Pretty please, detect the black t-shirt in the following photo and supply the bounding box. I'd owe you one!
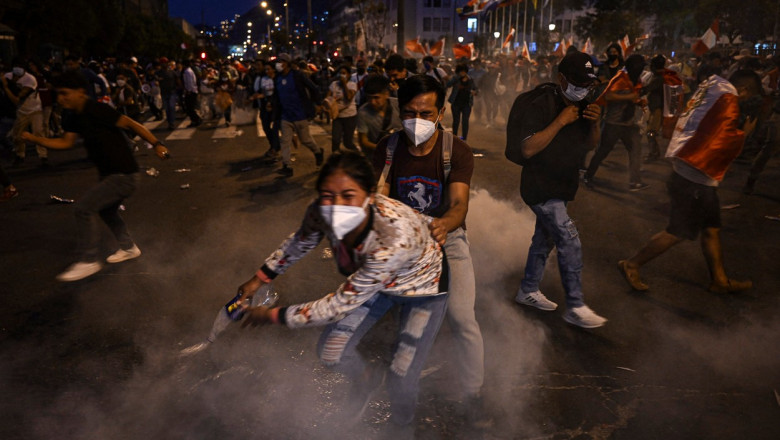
[515,87,591,206]
[62,100,139,177]
[373,131,474,219]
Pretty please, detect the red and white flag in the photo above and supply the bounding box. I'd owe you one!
[691,20,719,56]
[428,38,445,57]
[453,42,473,60]
[502,28,515,49]
[618,34,631,55]
[519,40,532,62]
[405,37,427,56]
[582,37,593,55]
[665,74,744,181]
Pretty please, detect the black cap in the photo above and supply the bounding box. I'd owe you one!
[558,51,598,86]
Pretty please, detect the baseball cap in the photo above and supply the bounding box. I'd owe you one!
[277,53,291,63]
[558,51,598,86]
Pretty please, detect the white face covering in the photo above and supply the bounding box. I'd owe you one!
[402,115,439,147]
[562,82,590,102]
[12,67,24,77]
[319,197,370,240]
[275,63,284,72]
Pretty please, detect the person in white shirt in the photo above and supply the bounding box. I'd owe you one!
[1,58,47,166]
[328,65,359,152]
[181,59,202,127]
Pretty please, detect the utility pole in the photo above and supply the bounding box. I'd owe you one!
[397,0,405,51]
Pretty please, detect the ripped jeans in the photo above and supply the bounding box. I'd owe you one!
[317,293,448,425]
[521,199,585,308]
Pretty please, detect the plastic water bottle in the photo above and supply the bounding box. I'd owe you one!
[207,284,279,343]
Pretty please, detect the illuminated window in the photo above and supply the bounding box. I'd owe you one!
[467,18,477,33]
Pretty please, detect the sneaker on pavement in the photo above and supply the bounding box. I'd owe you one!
[564,305,607,329]
[56,261,102,282]
[106,244,141,264]
[515,290,558,311]
[629,182,650,192]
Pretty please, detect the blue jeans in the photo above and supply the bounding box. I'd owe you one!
[74,174,138,262]
[521,199,584,308]
[443,227,484,395]
[317,293,448,425]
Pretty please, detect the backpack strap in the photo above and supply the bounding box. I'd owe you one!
[442,130,452,183]
[377,132,400,192]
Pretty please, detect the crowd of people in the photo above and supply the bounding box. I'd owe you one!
[1,42,776,432]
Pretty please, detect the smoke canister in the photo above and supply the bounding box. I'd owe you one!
[224,292,249,321]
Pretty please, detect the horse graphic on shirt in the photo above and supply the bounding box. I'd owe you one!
[408,182,434,211]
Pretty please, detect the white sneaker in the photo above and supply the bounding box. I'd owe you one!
[56,261,102,282]
[515,290,558,311]
[106,245,141,263]
[564,305,607,328]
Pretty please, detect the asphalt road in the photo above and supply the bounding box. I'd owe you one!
[1,109,779,440]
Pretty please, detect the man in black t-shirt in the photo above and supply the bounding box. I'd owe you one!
[510,51,608,329]
[23,71,170,282]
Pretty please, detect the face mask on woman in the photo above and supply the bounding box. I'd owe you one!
[319,197,370,240]
[402,113,440,146]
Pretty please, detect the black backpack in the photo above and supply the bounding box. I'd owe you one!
[505,83,558,165]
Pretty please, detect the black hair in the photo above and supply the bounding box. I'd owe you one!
[52,70,90,91]
[385,54,405,72]
[697,63,722,83]
[316,151,376,194]
[405,58,419,74]
[455,63,469,73]
[650,54,666,71]
[423,55,434,63]
[729,69,763,96]
[363,74,390,95]
[397,74,446,110]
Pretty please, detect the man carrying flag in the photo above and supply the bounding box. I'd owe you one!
[618,67,755,294]
[583,54,650,191]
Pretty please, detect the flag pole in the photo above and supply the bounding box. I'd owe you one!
[523,0,528,44]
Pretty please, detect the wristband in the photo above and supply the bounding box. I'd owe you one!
[153,140,164,148]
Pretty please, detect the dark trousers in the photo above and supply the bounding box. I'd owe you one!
[451,104,472,139]
[331,115,358,152]
[184,92,201,125]
[74,174,138,262]
[260,108,281,152]
[585,123,643,185]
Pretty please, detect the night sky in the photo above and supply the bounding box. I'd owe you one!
[168,0,324,27]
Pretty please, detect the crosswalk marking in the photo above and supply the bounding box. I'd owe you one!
[165,121,196,141]
[153,119,332,142]
[143,119,163,131]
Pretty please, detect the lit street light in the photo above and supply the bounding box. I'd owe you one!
[458,35,464,43]
[549,23,556,31]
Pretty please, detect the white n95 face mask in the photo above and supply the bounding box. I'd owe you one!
[319,197,370,240]
[275,63,284,72]
[562,82,590,102]
[402,116,438,146]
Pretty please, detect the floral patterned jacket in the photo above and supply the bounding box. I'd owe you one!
[258,194,445,329]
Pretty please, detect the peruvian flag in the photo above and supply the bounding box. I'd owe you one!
[518,40,532,62]
[405,37,428,56]
[502,28,515,49]
[553,38,568,57]
[453,42,474,60]
[582,37,593,55]
[428,38,446,57]
[691,20,719,56]
[618,34,631,56]
[666,74,744,181]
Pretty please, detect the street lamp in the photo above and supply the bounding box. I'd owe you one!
[458,36,464,43]
[494,31,500,39]
[549,23,556,31]
[261,1,267,7]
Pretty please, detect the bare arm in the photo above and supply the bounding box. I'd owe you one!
[115,115,169,159]
[22,131,79,149]
[358,132,377,150]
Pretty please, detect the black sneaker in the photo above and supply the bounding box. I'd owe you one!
[276,165,293,177]
[315,150,324,167]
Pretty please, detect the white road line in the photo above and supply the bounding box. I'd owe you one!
[165,121,196,140]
